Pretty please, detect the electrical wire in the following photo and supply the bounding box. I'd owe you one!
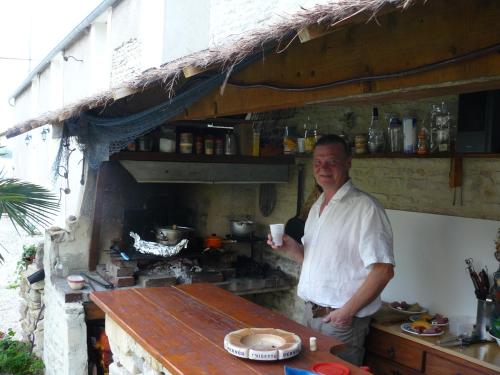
[226,41,500,92]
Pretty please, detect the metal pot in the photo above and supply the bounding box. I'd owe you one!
[155,225,194,245]
[229,220,255,237]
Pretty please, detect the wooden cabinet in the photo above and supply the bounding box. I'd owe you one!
[365,328,425,371]
[365,327,498,375]
[425,353,494,375]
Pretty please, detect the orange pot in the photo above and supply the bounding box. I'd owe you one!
[204,234,223,249]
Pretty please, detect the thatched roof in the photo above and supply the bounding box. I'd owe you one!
[2,0,420,139]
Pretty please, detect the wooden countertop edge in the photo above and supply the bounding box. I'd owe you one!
[371,323,500,373]
[90,290,184,375]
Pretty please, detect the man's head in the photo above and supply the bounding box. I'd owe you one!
[312,134,352,194]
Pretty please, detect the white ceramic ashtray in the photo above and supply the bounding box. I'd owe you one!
[224,328,301,361]
[66,275,85,290]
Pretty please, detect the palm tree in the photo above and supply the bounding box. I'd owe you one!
[0,178,59,263]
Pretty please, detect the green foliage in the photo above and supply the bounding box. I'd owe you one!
[0,177,59,264]
[9,244,38,289]
[0,329,44,375]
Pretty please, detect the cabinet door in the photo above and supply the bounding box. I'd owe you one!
[425,353,494,375]
[366,353,422,375]
[366,328,425,371]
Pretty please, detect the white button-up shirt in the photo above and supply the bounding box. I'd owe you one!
[297,179,394,317]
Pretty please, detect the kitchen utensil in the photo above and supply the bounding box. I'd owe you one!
[465,258,484,299]
[155,225,194,245]
[259,184,276,217]
[81,272,114,289]
[204,234,223,249]
[229,219,255,237]
[285,164,305,242]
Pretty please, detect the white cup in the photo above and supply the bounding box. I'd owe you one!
[270,224,285,246]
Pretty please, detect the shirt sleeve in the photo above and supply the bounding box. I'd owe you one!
[358,201,395,267]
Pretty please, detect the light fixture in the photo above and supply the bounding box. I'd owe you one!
[41,127,50,141]
[25,134,32,146]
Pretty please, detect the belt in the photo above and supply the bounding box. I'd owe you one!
[309,302,336,318]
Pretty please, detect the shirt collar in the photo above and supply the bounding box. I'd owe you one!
[330,179,353,202]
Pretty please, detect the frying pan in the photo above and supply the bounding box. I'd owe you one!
[285,165,305,243]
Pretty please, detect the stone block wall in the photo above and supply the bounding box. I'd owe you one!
[42,279,87,375]
[19,263,45,358]
[106,317,170,375]
[111,38,142,87]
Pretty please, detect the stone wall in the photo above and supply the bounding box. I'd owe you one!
[18,247,45,358]
[111,38,142,87]
[106,317,170,375]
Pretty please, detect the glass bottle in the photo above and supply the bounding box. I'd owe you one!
[416,128,429,155]
[252,124,260,157]
[304,118,315,153]
[283,126,297,155]
[54,256,66,278]
[403,117,416,154]
[367,107,385,153]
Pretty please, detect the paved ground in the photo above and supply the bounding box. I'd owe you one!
[0,216,42,339]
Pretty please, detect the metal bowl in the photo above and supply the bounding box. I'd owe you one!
[155,225,194,245]
[229,220,255,237]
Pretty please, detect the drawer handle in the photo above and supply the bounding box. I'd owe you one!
[386,346,395,359]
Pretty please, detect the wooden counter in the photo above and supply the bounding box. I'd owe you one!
[90,284,368,375]
[372,323,500,373]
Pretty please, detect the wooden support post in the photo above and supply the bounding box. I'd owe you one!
[88,164,106,271]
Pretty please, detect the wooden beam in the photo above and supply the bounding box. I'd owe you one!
[182,64,217,78]
[179,0,500,120]
[298,2,398,43]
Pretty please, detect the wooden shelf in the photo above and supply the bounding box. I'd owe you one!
[295,152,500,159]
[111,151,294,164]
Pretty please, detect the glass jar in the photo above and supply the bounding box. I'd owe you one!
[159,126,176,153]
[179,132,193,154]
[354,134,367,154]
[387,116,402,153]
[204,135,214,155]
[416,128,429,155]
[215,135,224,155]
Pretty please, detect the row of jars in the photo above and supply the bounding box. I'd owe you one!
[127,126,240,156]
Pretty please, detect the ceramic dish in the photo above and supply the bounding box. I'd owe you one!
[224,328,301,361]
[401,322,444,337]
[409,314,449,326]
[389,301,427,315]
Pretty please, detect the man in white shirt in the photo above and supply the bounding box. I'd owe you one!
[268,134,395,365]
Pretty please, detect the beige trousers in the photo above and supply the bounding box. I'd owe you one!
[302,301,372,366]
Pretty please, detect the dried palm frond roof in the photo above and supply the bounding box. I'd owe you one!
[2,0,421,139]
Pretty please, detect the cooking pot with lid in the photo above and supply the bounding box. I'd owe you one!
[229,219,255,237]
[204,233,223,249]
[155,225,194,245]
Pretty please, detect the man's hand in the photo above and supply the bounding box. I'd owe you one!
[322,308,354,327]
[267,233,304,263]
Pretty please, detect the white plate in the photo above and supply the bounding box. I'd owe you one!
[224,328,301,361]
[409,314,449,326]
[401,322,444,337]
[389,303,427,315]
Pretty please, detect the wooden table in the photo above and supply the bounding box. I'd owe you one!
[90,283,368,374]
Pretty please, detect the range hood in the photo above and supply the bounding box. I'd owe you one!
[119,160,290,183]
